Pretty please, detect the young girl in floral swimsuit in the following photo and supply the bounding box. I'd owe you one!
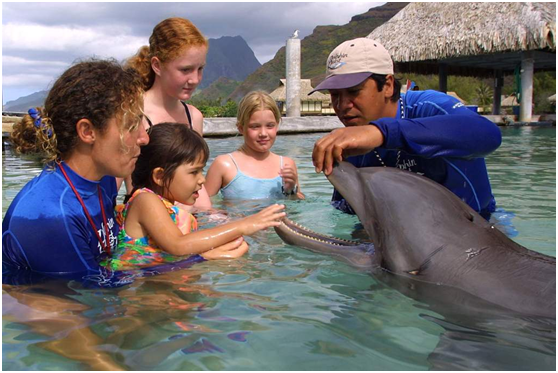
[103,123,285,270]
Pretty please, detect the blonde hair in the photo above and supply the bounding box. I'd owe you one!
[237,91,281,130]
[125,17,208,90]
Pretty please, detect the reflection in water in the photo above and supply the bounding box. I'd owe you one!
[2,128,556,370]
[3,267,269,370]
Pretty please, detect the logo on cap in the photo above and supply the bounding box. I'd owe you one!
[327,53,348,71]
[329,62,346,70]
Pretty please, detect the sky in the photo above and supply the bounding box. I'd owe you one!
[2,1,384,105]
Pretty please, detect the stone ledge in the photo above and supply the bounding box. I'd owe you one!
[3,114,555,139]
[203,116,344,137]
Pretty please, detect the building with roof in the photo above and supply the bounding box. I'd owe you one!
[270,79,334,115]
[369,2,555,122]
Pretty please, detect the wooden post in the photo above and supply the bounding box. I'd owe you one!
[492,69,503,115]
[438,63,448,93]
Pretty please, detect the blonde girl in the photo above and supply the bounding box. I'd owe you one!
[205,91,304,200]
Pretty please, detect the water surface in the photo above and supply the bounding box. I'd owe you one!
[2,127,555,370]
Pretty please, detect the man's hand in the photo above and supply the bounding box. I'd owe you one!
[312,125,385,175]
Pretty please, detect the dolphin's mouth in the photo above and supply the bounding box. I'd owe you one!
[274,217,376,269]
[276,217,366,247]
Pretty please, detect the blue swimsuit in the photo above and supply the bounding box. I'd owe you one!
[220,154,284,200]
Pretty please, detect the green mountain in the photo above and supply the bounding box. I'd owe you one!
[192,77,241,104]
[200,36,261,89]
[3,90,48,112]
[228,2,409,101]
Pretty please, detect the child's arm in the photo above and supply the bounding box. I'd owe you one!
[204,155,232,196]
[130,192,285,256]
[279,157,305,200]
[201,237,249,260]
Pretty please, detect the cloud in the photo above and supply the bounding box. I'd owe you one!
[2,1,383,103]
[3,22,145,60]
[2,56,67,87]
[2,55,68,68]
[2,73,55,88]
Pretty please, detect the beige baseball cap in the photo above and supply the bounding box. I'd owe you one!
[310,38,393,93]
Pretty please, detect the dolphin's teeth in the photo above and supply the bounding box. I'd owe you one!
[281,220,364,248]
[408,270,419,275]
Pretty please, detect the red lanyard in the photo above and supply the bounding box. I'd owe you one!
[58,162,112,256]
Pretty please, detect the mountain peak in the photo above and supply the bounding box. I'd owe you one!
[200,35,261,89]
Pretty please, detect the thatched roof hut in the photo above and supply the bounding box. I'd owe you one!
[270,79,331,102]
[368,2,556,76]
[369,2,555,121]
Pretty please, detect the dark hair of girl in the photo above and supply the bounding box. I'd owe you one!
[129,122,209,202]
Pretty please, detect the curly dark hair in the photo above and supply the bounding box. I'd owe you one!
[10,59,144,163]
[129,122,209,202]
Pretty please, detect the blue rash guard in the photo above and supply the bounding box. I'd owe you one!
[332,90,502,219]
[3,162,207,286]
[2,162,119,279]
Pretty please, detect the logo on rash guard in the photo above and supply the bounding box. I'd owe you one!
[97,218,117,254]
[397,158,418,172]
[452,102,465,109]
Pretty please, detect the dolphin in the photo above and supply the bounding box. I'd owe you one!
[275,162,556,318]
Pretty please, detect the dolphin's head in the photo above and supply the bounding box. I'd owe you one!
[327,162,491,275]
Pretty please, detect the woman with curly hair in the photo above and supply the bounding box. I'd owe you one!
[3,59,150,278]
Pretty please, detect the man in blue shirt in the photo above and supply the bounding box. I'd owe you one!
[310,38,501,219]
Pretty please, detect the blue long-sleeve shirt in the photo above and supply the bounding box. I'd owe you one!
[3,162,120,278]
[332,90,502,218]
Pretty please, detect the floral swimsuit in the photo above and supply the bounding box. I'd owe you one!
[101,188,198,270]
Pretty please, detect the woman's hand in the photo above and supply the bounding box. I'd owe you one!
[241,204,286,236]
[201,237,249,260]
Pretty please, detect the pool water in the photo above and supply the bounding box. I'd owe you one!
[2,127,556,370]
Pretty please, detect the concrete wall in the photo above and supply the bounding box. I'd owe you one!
[203,116,344,137]
[3,114,555,140]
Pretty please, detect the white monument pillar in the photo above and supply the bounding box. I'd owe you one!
[286,32,301,117]
[519,51,534,122]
